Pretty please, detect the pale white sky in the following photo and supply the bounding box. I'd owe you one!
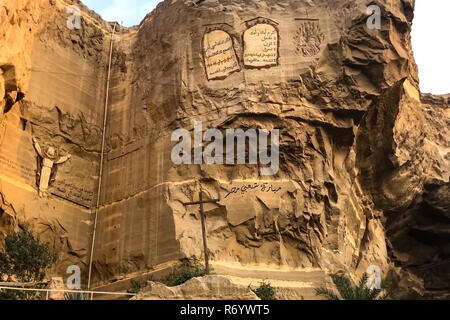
[411,0,450,94]
[81,0,449,95]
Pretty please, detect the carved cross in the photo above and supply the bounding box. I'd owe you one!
[182,191,220,275]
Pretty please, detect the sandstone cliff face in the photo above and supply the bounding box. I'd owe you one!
[0,0,112,280]
[0,0,448,298]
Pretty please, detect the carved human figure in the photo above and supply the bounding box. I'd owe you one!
[33,137,71,197]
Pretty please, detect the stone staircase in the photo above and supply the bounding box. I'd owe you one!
[89,261,333,300]
[91,261,180,300]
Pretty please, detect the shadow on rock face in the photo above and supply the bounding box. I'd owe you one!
[0,63,25,114]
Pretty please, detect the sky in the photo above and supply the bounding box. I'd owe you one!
[81,0,162,27]
[81,0,449,95]
[411,0,450,94]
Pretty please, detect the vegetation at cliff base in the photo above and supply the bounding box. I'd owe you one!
[0,230,58,300]
[126,260,206,295]
[252,281,276,300]
[127,279,146,294]
[161,260,206,287]
[315,272,395,300]
[64,292,88,300]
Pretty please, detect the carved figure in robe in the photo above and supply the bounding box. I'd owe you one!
[33,137,71,197]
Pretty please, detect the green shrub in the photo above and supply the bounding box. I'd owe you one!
[127,279,145,294]
[0,230,58,300]
[161,261,205,287]
[0,289,22,300]
[252,281,276,300]
[64,292,88,300]
[315,273,395,300]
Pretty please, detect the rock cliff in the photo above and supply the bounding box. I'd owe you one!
[0,0,448,298]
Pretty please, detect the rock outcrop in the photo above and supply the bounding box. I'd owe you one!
[132,275,259,300]
[40,277,66,300]
[0,0,448,299]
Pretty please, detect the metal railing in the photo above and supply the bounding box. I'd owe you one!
[0,286,136,300]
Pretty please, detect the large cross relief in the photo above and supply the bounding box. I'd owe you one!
[33,137,71,197]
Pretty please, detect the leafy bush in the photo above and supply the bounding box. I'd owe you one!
[64,292,88,300]
[127,279,145,294]
[0,230,58,300]
[0,289,21,300]
[161,261,205,287]
[0,230,57,282]
[252,281,276,300]
[315,273,395,300]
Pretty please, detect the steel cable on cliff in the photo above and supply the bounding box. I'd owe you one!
[87,22,117,290]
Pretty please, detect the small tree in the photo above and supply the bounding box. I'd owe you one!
[0,230,58,300]
[64,292,87,300]
[252,281,276,300]
[315,273,394,300]
[127,279,145,294]
[161,260,205,287]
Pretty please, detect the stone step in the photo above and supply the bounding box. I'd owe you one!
[91,261,180,300]
[91,261,333,300]
[209,262,333,300]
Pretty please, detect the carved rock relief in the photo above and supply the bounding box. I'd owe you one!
[293,20,325,57]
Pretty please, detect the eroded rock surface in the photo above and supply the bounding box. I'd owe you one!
[0,0,112,280]
[0,0,448,298]
[132,275,259,300]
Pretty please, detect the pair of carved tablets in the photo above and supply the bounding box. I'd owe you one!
[203,20,279,81]
[203,18,324,81]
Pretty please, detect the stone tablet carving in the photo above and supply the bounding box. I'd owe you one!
[0,154,34,181]
[243,23,278,68]
[203,30,240,80]
[294,20,324,57]
[0,124,36,186]
[51,179,94,207]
